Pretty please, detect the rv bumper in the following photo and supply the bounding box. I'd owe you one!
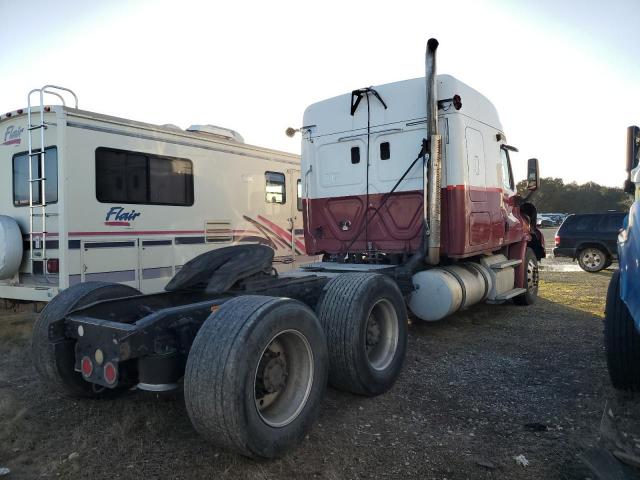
[0,285,59,302]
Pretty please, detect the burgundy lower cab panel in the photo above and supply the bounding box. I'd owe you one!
[303,187,526,257]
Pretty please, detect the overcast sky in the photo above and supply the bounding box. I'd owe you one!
[1,0,638,187]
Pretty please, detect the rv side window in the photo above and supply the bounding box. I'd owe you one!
[96,148,193,206]
[499,148,514,191]
[13,147,58,206]
[265,172,286,204]
[297,179,302,211]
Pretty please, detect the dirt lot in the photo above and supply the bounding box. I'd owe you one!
[1,234,638,479]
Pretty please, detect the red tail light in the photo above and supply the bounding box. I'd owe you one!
[46,258,59,273]
[554,235,560,246]
[81,356,93,377]
[104,362,117,385]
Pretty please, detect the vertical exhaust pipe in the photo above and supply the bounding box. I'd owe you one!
[425,38,442,265]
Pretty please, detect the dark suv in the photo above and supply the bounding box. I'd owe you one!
[553,212,626,272]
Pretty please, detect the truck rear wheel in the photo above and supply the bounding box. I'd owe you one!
[605,270,640,391]
[31,282,141,397]
[514,247,539,306]
[184,296,328,459]
[315,273,407,396]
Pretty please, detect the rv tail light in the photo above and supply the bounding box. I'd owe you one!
[81,356,93,377]
[46,258,59,274]
[104,362,117,385]
[554,235,560,246]
[453,95,462,110]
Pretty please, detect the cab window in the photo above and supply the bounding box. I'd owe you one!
[499,148,514,192]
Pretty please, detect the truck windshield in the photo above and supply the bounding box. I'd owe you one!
[13,147,58,206]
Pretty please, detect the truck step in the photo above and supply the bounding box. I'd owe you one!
[494,288,527,301]
[490,259,522,270]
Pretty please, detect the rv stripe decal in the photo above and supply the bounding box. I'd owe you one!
[23,240,59,250]
[142,240,173,246]
[84,241,136,249]
[257,215,306,253]
[85,270,136,283]
[175,236,205,245]
[242,216,293,251]
[142,267,173,280]
[24,229,262,238]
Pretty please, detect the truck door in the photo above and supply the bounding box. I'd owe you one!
[465,127,490,246]
[499,148,520,244]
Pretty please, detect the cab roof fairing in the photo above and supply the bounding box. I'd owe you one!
[302,74,504,139]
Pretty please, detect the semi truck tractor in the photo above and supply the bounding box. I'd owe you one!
[30,39,545,458]
[604,125,640,391]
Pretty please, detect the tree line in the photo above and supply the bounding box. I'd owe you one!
[516,177,632,214]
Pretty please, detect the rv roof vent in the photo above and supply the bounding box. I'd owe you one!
[187,124,244,143]
[162,124,183,131]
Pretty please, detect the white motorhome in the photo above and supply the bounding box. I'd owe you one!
[0,86,307,301]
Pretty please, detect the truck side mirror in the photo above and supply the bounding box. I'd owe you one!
[526,158,540,191]
[625,126,639,194]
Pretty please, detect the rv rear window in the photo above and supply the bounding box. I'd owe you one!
[96,148,194,206]
[265,172,285,204]
[13,147,58,206]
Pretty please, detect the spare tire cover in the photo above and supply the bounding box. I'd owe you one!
[0,215,23,279]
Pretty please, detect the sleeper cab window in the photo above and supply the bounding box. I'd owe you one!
[380,141,390,160]
[351,146,360,164]
[95,147,194,206]
[265,171,286,204]
[12,147,58,206]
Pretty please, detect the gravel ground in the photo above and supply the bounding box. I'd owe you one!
[0,240,638,479]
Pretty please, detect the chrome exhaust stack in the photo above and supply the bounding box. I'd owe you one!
[425,38,442,265]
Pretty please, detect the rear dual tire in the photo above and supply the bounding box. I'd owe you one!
[315,273,408,396]
[184,296,328,459]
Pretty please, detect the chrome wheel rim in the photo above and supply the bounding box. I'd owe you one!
[582,249,603,270]
[254,329,314,428]
[365,299,399,371]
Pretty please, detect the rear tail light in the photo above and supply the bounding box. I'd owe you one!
[104,362,117,385]
[46,258,59,274]
[81,356,93,377]
[554,235,560,246]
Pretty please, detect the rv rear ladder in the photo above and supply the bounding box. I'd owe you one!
[26,86,78,277]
